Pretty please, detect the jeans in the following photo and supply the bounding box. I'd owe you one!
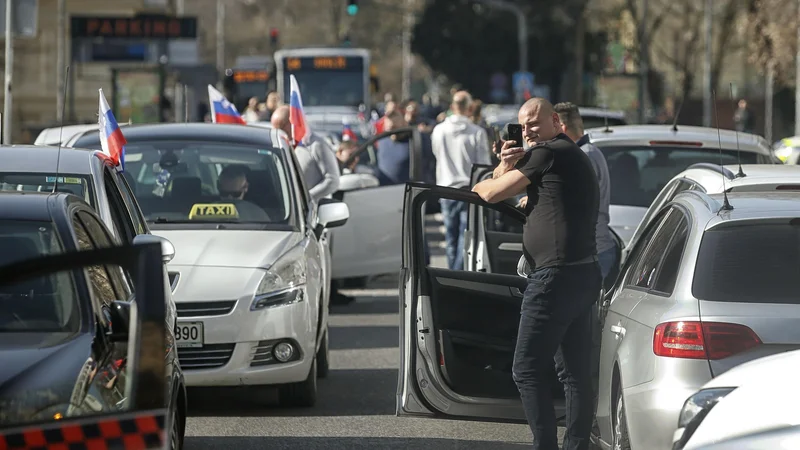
[513,262,603,450]
[440,199,468,270]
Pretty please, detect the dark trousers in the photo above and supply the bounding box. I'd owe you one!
[440,199,468,270]
[512,262,602,450]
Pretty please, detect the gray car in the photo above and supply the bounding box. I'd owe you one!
[594,190,800,450]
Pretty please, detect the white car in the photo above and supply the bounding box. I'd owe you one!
[69,123,350,406]
[35,123,130,146]
[673,349,800,449]
[622,163,800,264]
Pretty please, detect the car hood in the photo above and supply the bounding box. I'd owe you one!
[0,333,90,424]
[609,204,648,245]
[154,229,301,269]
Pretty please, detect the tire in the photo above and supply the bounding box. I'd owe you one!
[316,328,330,378]
[169,405,183,450]
[279,358,318,407]
[613,391,632,450]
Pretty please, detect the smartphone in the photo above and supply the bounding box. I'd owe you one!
[506,123,523,147]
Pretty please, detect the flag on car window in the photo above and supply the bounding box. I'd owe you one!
[98,89,127,170]
[207,85,246,125]
[289,75,311,146]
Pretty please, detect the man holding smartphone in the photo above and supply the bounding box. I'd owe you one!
[473,98,602,450]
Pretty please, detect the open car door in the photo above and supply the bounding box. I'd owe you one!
[331,127,425,281]
[397,182,551,422]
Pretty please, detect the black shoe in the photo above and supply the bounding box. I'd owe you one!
[331,291,355,305]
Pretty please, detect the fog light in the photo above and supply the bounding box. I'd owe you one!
[273,342,294,362]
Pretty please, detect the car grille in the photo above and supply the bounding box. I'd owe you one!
[178,344,235,370]
[176,300,237,318]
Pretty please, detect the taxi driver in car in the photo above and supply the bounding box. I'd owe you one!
[216,165,270,221]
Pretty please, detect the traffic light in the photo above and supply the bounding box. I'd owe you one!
[270,28,279,47]
[346,0,358,16]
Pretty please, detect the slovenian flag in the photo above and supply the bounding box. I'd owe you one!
[208,84,246,125]
[342,119,358,142]
[98,89,127,170]
[289,75,310,146]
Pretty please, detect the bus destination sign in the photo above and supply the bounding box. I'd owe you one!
[284,56,364,71]
[233,70,269,83]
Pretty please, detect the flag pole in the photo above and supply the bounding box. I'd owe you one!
[290,123,296,147]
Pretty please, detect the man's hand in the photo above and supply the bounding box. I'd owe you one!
[493,140,526,178]
[517,196,528,208]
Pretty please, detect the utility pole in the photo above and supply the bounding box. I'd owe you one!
[216,0,225,78]
[174,0,185,123]
[795,0,800,135]
[702,0,712,127]
[401,0,413,100]
[638,0,648,123]
[56,0,65,122]
[3,0,13,144]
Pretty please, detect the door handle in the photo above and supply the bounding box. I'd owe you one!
[610,325,625,336]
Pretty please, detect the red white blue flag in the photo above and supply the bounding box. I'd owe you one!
[289,75,310,146]
[342,119,358,142]
[208,84,246,125]
[98,89,127,170]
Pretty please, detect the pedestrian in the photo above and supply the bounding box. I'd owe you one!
[431,90,491,270]
[270,105,341,202]
[734,98,756,134]
[472,98,602,450]
[243,97,261,123]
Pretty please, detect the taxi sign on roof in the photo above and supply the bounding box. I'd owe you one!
[188,203,239,220]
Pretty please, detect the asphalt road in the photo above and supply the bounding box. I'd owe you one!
[183,215,556,449]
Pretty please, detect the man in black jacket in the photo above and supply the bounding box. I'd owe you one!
[472,98,602,450]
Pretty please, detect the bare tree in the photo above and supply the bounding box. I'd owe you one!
[742,0,795,85]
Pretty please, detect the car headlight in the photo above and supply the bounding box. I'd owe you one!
[251,246,306,311]
[674,387,736,449]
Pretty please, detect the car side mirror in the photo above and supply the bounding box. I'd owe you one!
[133,234,175,263]
[105,300,132,342]
[338,173,379,192]
[317,198,350,229]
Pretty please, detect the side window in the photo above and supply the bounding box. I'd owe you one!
[103,169,136,243]
[116,172,147,235]
[290,152,310,214]
[77,211,133,302]
[652,216,689,294]
[636,179,679,239]
[622,210,667,286]
[629,209,684,289]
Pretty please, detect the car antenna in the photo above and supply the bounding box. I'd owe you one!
[52,65,70,194]
[729,83,746,178]
[713,89,733,212]
[671,95,685,132]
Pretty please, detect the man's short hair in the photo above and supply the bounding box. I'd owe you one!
[553,102,584,134]
[219,164,249,182]
[452,91,472,112]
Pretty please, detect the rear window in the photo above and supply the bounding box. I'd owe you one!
[599,146,762,208]
[582,117,626,129]
[0,173,93,205]
[692,223,800,304]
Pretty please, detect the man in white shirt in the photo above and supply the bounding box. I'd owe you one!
[431,90,491,269]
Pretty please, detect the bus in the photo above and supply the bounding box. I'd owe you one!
[274,47,371,109]
[224,55,276,112]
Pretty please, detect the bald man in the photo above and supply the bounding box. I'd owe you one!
[430,90,491,270]
[472,98,602,450]
[271,105,340,202]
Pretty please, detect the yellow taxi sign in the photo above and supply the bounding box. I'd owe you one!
[188,203,239,220]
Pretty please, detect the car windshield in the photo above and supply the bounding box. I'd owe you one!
[0,173,93,205]
[693,222,800,304]
[0,220,80,333]
[118,141,293,225]
[599,146,762,208]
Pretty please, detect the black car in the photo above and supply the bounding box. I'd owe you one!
[0,191,186,449]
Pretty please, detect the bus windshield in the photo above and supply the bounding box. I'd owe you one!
[280,55,366,107]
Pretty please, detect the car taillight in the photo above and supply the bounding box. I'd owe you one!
[653,321,761,360]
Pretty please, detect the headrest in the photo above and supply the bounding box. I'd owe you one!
[171,177,201,197]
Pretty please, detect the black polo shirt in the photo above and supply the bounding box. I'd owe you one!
[514,133,599,269]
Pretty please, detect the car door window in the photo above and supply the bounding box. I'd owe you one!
[629,208,683,289]
[651,215,689,294]
[103,168,137,243]
[116,172,147,235]
[76,211,133,302]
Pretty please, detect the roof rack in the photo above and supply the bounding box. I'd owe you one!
[687,162,735,180]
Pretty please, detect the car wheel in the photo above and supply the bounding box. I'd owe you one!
[613,391,632,450]
[316,328,330,378]
[169,405,183,450]
[279,357,318,407]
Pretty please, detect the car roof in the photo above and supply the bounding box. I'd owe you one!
[676,191,800,227]
[587,125,771,154]
[71,123,290,150]
[677,163,800,192]
[485,105,626,125]
[34,123,131,146]
[0,191,70,222]
[0,145,97,174]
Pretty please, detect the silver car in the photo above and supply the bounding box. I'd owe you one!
[594,191,800,450]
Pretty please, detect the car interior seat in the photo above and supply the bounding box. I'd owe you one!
[0,236,58,324]
[244,169,285,220]
[169,176,203,213]
[610,153,645,206]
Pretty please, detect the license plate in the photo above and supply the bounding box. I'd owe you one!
[176,322,203,348]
